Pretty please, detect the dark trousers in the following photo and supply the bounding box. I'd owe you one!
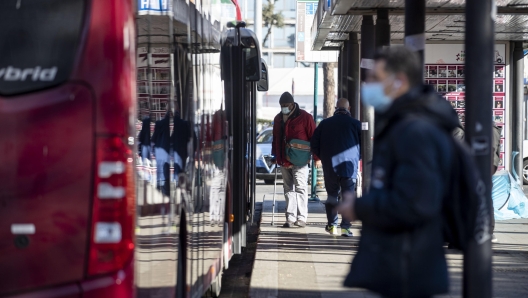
[323,168,356,229]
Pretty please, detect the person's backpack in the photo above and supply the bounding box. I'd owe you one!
[397,94,491,251]
[443,138,492,251]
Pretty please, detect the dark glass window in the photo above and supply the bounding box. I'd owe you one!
[0,0,85,96]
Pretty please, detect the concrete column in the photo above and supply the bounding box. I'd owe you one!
[348,33,360,119]
[513,41,524,182]
[464,0,494,296]
[360,15,375,193]
[254,0,262,43]
[404,0,425,79]
[254,0,263,118]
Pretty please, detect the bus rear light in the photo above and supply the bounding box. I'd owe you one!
[94,222,122,243]
[98,183,125,199]
[88,136,134,276]
[99,161,125,178]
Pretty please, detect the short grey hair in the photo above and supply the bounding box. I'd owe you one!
[374,46,422,87]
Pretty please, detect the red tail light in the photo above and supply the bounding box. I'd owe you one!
[88,136,135,276]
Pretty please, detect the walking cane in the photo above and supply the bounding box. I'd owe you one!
[271,166,278,226]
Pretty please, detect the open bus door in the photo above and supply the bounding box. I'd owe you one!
[221,22,267,255]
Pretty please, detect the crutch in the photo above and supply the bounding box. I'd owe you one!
[271,166,279,226]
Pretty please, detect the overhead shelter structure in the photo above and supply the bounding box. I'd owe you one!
[311,0,528,173]
[309,1,528,297]
[311,0,528,190]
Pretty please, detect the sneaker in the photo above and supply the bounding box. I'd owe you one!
[294,220,306,227]
[325,225,338,235]
[491,234,499,243]
[341,228,353,237]
[282,221,294,228]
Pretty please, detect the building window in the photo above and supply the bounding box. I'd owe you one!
[262,53,270,65]
[273,54,295,68]
[273,24,295,48]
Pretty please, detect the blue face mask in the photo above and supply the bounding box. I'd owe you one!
[361,82,392,112]
[281,106,291,115]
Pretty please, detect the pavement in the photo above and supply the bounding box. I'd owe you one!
[249,180,528,298]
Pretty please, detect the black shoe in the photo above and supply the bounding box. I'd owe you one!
[283,221,294,228]
[294,220,306,227]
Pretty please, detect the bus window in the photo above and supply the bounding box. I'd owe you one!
[0,0,85,96]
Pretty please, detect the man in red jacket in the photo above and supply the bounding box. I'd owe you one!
[271,92,320,227]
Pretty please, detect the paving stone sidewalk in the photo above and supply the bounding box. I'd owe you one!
[250,189,528,298]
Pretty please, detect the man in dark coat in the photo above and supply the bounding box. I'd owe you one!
[271,91,319,228]
[338,47,457,298]
[151,110,172,196]
[138,117,152,167]
[311,98,361,237]
[171,110,191,178]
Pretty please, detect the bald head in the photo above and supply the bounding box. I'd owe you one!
[336,98,349,109]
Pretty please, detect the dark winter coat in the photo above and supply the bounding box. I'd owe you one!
[171,114,191,163]
[310,109,361,179]
[271,103,318,167]
[345,85,458,298]
[151,113,171,153]
[138,117,151,146]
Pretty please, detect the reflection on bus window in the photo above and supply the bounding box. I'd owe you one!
[172,110,191,180]
[151,110,172,196]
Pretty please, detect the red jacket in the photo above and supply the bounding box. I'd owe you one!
[271,104,319,167]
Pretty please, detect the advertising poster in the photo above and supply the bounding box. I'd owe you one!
[424,43,507,170]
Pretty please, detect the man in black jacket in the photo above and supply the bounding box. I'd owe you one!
[338,47,457,298]
[311,98,361,237]
[138,117,152,167]
[151,110,172,196]
[171,110,191,179]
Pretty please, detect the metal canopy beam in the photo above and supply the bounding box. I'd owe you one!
[335,7,528,16]
[464,0,494,294]
[512,41,524,183]
[405,0,425,78]
[360,16,375,194]
[348,33,360,119]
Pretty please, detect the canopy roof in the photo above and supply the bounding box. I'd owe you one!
[312,0,528,50]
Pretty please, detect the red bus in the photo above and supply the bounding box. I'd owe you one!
[0,0,266,297]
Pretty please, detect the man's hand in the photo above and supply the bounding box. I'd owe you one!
[337,191,357,222]
[315,160,322,168]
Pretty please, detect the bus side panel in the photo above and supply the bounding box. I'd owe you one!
[73,0,136,137]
